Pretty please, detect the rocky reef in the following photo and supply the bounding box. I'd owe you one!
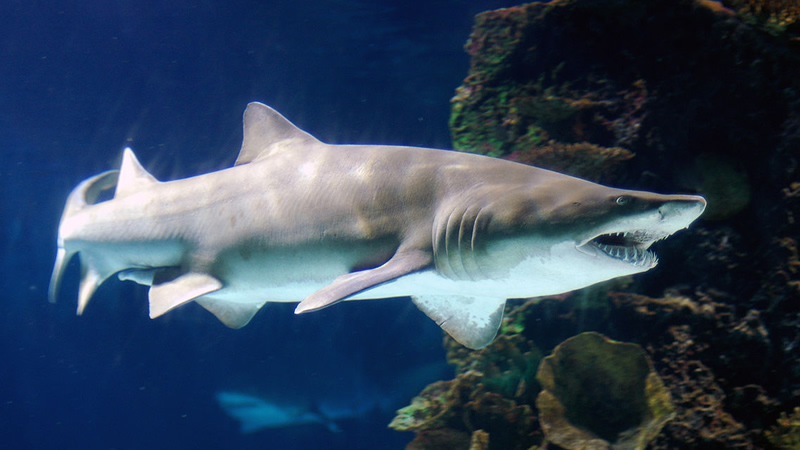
[393,0,800,447]
[720,0,800,37]
[390,333,543,449]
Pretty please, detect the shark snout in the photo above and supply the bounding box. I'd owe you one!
[657,195,707,227]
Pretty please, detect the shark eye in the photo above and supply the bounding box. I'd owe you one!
[615,196,630,206]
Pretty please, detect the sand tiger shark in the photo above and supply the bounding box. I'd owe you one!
[215,361,450,433]
[49,102,706,349]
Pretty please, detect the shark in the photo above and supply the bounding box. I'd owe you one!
[216,361,452,433]
[49,102,706,349]
[216,391,345,433]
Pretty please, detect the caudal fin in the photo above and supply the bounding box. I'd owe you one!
[48,170,119,306]
[49,147,163,314]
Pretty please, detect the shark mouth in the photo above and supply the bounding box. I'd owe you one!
[579,230,666,268]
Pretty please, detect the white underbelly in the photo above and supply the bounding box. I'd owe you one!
[197,242,596,306]
[202,260,526,306]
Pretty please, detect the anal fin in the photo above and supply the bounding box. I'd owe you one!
[412,295,506,349]
[149,272,222,318]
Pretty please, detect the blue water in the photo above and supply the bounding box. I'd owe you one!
[0,1,516,448]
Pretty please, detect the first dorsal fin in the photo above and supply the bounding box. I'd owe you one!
[234,102,321,166]
[116,147,159,198]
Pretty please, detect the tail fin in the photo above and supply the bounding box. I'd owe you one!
[48,170,119,307]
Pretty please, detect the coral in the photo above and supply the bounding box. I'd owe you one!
[448,1,656,185]
[468,429,490,450]
[390,379,464,432]
[450,65,645,180]
[535,332,674,449]
[391,333,543,450]
[608,292,782,446]
[444,327,544,403]
[405,428,471,450]
[448,0,652,169]
[449,0,800,192]
[722,0,800,36]
[648,325,751,448]
[505,141,634,184]
[766,407,800,449]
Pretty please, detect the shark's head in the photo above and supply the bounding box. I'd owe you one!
[569,190,707,272]
[434,174,707,297]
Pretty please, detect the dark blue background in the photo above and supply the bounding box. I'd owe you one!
[0,1,516,448]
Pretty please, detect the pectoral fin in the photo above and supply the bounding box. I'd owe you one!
[148,272,223,318]
[295,249,431,314]
[412,295,506,349]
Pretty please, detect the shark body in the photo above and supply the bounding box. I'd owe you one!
[49,102,706,348]
[216,361,451,433]
[216,391,343,433]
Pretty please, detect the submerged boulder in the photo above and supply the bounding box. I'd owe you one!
[535,332,674,449]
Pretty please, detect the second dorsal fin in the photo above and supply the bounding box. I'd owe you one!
[116,147,158,198]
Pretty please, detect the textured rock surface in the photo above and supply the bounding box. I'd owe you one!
[393,0,800,448]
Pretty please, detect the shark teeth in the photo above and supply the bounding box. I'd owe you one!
[582,229,664,268]
[593,243,657,268]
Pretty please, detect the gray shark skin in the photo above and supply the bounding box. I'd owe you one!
[49,102,706,349]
